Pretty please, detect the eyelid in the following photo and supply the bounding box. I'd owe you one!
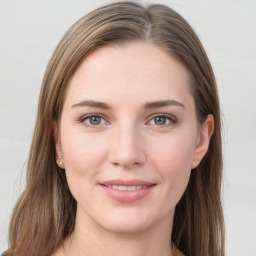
[77,113,177,128]
[146,113,177,126]
[78,113,110,127]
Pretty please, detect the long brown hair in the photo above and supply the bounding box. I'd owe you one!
[4,2,224,256]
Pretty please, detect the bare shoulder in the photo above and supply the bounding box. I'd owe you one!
[50,252,61,256]
[175,247,185,256]
[50,247,64,256]
[178,249,185,256]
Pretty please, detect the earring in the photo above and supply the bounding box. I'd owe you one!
[57,156,64,167]
[194,158,199,163]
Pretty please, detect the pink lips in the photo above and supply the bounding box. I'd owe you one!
[100,179,156,203]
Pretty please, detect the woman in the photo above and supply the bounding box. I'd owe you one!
[3,1,224,256]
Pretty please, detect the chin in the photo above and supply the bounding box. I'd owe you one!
[102,220,151,234]
[95,209,163,234]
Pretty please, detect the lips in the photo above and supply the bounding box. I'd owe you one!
[104,185,148,190]
[100,179,156,203]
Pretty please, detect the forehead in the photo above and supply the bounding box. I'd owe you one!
[64,41,193,108]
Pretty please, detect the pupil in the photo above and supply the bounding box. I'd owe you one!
[90,116,101,125]
[154,116,166,125]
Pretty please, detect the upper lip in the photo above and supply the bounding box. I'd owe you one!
[100,179,156,186]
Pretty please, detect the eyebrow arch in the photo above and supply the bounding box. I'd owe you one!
[144,100,185,109]
[71,100,111,109]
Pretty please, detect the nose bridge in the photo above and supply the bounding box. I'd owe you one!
[109,121,145,167]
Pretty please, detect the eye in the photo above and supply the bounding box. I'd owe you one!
[79,114,108,127]
[147,115,176,126]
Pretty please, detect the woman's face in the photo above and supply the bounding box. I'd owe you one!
[55,42,212,234]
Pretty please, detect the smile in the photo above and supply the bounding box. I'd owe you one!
[105,185,148,190]
[100,179,156,203]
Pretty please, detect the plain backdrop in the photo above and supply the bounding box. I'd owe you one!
[0,0,256,255]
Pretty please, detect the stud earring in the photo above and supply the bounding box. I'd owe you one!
[57,156,64,167]
[194,158,199,163]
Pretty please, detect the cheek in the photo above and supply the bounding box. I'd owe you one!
[150,132,195,197]
[60,127,109,196]
[151,131,195,169]
[61,127,107,168]
[60,132,108,206]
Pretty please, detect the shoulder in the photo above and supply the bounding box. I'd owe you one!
[1,252,11,256]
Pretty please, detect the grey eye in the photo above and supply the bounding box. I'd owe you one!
[86,116,103,126]
[148,115,175,126]
[153,116,168,125]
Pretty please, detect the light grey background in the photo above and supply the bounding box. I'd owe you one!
[0,0,255,255]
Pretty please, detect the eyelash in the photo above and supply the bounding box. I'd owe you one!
[78,113,177,128]
[147,114,177,127]
[78,114,109,128]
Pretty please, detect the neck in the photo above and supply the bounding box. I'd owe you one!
[59,209,176,256]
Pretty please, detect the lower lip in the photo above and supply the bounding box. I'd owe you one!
[100,185,155,203]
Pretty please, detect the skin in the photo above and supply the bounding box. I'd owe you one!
[54,41,214,256]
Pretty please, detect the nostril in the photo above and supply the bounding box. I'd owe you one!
[108,134,146,167]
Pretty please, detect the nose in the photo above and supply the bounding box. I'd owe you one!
[108,124,146,168]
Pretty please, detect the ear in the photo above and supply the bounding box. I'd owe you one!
[53,121,65,169]
[191,114,214,169]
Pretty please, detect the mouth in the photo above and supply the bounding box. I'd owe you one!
[102,185,150,191]
[99,179,156,203]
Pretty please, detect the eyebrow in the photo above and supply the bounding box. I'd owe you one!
[144,100,185,109]
[71,99,185,110]
[72,100,111,109]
